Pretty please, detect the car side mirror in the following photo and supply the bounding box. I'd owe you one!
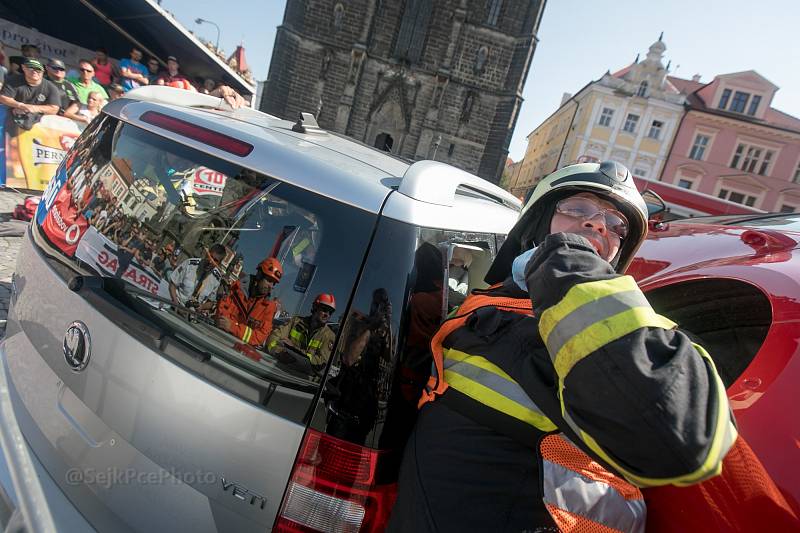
[641,189,667,220]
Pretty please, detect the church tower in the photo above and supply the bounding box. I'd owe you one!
[261,0,547,183]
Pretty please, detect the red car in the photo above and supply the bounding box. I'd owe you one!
[628,212,800,516]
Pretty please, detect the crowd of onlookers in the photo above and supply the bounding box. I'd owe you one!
[0,42,242,133]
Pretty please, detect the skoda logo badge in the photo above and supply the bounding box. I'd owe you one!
[63,321,91,372]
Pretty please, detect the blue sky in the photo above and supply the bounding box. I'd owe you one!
[165,0,800,161]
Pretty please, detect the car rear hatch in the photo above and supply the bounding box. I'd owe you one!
[3,104,380,532]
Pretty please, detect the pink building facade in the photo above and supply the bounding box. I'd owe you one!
[661,71,800,213]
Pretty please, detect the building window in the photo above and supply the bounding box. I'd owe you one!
[474,46,489,74]
[448,143,455,157]
[393,0,434,64]
[689,134,710,160]
[637,81,648,97]
[647,120,663,139]
[487,0,503,26]
[633,167,648,179]
[718,188,757,207]
[780,204,796,213]
[718,88,731,110]
[623,113,639,133]
[793,161,800,184]
[730,91,750,113]
[677,179,693,189]
[333,3,345,31]
[598,107,614,127]
[730,143,775,175]
[747,95,762,116]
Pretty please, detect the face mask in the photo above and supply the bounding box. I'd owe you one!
[511,246,537,292]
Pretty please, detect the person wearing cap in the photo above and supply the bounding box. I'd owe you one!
[68,59,108,105]
[387,161,736,532]
[217,257,283,347]
[44,58,83,122]
[169,243,226,311]
[156,56,196,91]
[0,59,60,134]
[119,48,149,91]
[267,293,337,372]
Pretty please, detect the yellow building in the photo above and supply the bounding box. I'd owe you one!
[510,37,687,197]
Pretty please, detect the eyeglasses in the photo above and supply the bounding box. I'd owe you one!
[79,68,94,73]
[555,197,629,239]
[49,66,65,71]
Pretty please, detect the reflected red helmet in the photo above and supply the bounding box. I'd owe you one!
[258,257,283,283]
[314,293,336,311]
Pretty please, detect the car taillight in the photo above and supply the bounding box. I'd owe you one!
[140,111,254,157]
[274,429,398,533]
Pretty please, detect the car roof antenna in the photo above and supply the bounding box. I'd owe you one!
[291,112,320,134]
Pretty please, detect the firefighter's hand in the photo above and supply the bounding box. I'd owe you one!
[217,315,233,331]
[524,232,616,314]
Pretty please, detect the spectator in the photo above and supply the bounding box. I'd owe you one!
[201,78,216,94]
[44,59,84,122]
[146,57,161,84]
[77,91,103,123]
[0,59,59,135]
[0,43,8,85]
[92,48,119,88]
[156,56,196,91]
[119,48,149,91]
[107,83,124,101]
[68,59,109,104]
[21,44,40,59]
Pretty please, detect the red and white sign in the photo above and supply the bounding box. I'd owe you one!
[192,166,227,196]
[40,185,88,257]
[75,227,169,297]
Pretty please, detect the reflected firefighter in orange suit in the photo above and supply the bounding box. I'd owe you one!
[217,257,282,346]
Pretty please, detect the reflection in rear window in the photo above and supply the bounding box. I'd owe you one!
[34,114,376,400]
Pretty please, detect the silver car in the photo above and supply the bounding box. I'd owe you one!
[0,86,520,532]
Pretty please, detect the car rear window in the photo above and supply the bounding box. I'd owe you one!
[34,113,377,415]
[645,278,771,387]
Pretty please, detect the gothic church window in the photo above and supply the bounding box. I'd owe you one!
[474,46,489,74]
[333,3,344,31]
[637,80,648,97]
[487,0,503,26]
[394,0,434,64]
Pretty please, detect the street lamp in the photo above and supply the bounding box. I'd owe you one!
[195,18,220,50]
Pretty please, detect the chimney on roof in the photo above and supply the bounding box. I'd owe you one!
[692,74,701,82]
[560,92,572,106]
[634,53,640,63]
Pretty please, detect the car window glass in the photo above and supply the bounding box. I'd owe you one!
[34,114,376,403]
[321,220,500,447]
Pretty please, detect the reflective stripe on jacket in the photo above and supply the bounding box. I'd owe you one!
[267,316,336,366]
[217,283,278,347]
[423,291,645,531]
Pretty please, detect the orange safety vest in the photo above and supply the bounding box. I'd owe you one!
[419,290,646,532]
[217,283,278,347]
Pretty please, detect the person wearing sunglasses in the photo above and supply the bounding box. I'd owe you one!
[388,161,736,532]
[44,59,81,120]
[67,59,108,104]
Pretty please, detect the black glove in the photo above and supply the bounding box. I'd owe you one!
[524,232,616,314]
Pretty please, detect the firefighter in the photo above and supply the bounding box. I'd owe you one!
[387,161,737,532]
[216,257,282,347]
[266,294,337,372]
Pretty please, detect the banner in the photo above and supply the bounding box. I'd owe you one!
[1,108,83,190]
[0,18,97,73]
[75,226,170,298]
[39,178,89,257]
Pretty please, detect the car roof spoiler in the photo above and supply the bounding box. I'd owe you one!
[398,160,522,210]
